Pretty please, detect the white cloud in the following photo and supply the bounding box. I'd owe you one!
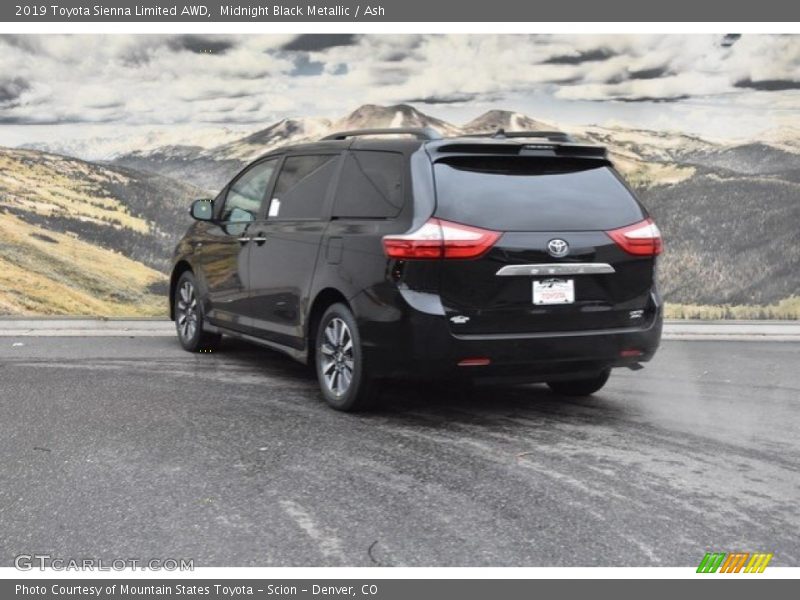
[0,34,798,140]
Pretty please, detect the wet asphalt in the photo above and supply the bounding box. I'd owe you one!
[0,335,798,567]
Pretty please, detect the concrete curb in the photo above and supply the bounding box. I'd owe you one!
[662,320,800,341]
[0,318,798,341]
[662,334,800,342]
[0,319,172,336]
[0,318,172,337]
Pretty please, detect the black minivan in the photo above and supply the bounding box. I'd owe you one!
[170,128,662,410]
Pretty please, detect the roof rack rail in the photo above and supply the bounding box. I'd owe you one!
[463,129,575,143]
[321,127,443,141]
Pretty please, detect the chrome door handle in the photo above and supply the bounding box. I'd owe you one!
[237,237,251,244]
[252,235,267,246]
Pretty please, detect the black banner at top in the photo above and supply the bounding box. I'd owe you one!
[3,0,800,22]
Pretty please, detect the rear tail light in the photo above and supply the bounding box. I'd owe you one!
[382,218,500,260]
[620,349,644,357]
[606,218,663,256]
[458,357,492,367]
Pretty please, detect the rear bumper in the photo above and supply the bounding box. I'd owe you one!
[354,287,662,383]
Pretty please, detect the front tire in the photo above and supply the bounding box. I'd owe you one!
[315,303,378,411]
[174,271,221,353]
[546,368,611,396]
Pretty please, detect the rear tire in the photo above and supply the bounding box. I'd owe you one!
[546,368,611,396]
[174,271,222,353]
[315,303,378,411]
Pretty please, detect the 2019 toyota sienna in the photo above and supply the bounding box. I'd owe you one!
[170,128,663,411]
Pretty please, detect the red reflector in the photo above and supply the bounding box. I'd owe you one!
[458,357,491,367]
[606,218,663,257]
[620,349,644,357]
[383,218,500,260]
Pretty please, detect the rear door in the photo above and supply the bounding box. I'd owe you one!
[245,153,341,347]
[432,155,658,335]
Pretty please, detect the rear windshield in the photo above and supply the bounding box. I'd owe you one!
[433,156,644,231]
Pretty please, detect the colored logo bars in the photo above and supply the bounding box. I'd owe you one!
[697,552,773,573]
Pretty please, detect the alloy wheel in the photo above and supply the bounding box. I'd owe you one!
[320,317,354,397]
[176,280,198,342]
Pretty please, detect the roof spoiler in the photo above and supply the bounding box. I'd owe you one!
[321,127,443,141]
[463,129,575,143]
[433,142,608,160]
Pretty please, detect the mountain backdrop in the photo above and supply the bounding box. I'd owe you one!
[2,104,798,317]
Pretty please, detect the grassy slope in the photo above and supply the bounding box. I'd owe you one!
[664,297,800,320]
[0,147,197,316]
[0,212,165,315]
[0,149,149,232]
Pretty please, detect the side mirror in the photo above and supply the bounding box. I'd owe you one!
[190,199,214,221]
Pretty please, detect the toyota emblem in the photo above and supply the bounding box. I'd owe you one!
[547,239,569,258]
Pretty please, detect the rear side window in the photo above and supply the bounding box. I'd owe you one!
[332,151,404,219]
[269,155,339,220]
[433,156,644,231]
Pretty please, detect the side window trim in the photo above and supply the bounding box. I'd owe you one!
[265,152,343,222]
[255,155,286,221]
[323,152,348,221]
[212,186,228,220]
[216,155,281,222]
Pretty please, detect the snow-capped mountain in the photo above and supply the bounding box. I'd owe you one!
[751,126,800,154]
[463,110,555,134]
[110,105,729,193]
[332,104,462,137]
[107,100,799,197]
[209,117,333,162]
[111,104,742,187]
[112,105,465,190]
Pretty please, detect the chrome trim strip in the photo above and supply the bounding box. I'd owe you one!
[452,321,654,341]
[495,263,616,277]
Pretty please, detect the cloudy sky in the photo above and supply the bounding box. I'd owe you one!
[1,33,799,148]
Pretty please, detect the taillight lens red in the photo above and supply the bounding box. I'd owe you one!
[606,218,663,256]
[382,218,500,260]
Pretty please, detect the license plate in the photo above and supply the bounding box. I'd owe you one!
[533,279,574,305]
